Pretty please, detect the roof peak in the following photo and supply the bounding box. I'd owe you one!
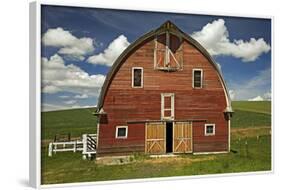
[156,20,184,34]
[160,20,176,29]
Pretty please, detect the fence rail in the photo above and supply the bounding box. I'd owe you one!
[48,134,97,158]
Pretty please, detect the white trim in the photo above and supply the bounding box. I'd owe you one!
[192,68,203,88]
[204,123,215,136]
[161,93,175,120]
[131,67,143,88]
[115,126,128,139]
[193,151,228,155]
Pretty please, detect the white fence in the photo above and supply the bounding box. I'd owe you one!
[48,134,97,159]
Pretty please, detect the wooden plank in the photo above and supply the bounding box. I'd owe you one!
[145,122,165,154]
[173,122,192,153]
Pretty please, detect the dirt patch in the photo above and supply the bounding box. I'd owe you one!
[96,154,216,166]
[142,155,215,165]
[96,156,134,165]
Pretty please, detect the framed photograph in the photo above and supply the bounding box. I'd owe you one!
[29,1,273,188]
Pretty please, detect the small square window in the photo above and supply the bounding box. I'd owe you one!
[205,124,215,136]
[115,126,128,139]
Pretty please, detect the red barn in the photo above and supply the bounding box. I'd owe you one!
[95,21,233,157]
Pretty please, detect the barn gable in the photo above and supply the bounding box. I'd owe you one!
[97,21,232,113]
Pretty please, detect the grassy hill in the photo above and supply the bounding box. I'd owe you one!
[232,101,271,114]
[231,101,271,128]
[41,107,97,140]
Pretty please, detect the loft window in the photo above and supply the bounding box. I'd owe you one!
[115,126,128,139]
[154,32,183,71]
[132,67,143,88]
[205,124,215,136]
[193,69,203,88]
[161,93,175,120]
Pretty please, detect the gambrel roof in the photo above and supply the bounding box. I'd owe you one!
[97,21,232,112]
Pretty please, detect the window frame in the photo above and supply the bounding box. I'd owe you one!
[131,67,143,88]
[115,126,128,139]
[154,32,183,71]
[192,69,203,88]
[204,124,215,136]
[161,93,175,120]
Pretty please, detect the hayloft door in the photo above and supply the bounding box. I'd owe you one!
[173,122,192,153]
[145,122,166,154]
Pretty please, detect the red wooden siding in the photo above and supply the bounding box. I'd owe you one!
[97,34,229,156]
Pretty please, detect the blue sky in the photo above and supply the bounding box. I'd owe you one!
[41,5,271,111]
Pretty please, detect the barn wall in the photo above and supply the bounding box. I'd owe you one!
[97,36,228,156]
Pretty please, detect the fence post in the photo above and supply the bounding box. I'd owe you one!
[48,143,53,157]
[74,141,76,152]
[82,134,87,155]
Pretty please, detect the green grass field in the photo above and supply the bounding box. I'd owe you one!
[41,101,272,185]
[232,101,271,114]
[41,108,97,140]
[231,101,271,128]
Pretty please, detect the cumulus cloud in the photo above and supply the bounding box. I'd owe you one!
[59,95,69,99]
[248,91,271,101]
[229,89,235,100]
[41,54,105,97]
[87,35,130,66]
[64,100,77,105]
[74,94,89,99]
[192,19,271,62]
[42,27,95,60]
[263,92,271,100]
[216,62,222,73]
[229,68,271,100]
[42,103,96,112]
[248,96,264,101]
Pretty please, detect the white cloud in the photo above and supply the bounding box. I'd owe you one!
[248,91,271,101]
[191,19,270,62]
[42,54,105,97]
[216,62,222,72]
[42,27,95,60]
[64,100,77,105]
[248,96,264,101]
[229,89,235,100]
[229,68,271,100]
[87,35,130,66]
[59,95,69,99]
[41,104,67,112]
[74,94,89,99]
[42,103,96,112]
[263,91,271,100]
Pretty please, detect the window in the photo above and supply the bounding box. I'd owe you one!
[115,126,128,139]
[204,124,215,136]
[154,32,183,71]
[193,69,203,88]
[161,93,175,120]
[132,67,143,88]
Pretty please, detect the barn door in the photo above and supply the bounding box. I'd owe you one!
[145,122,166,154]
[173,122,192,153]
